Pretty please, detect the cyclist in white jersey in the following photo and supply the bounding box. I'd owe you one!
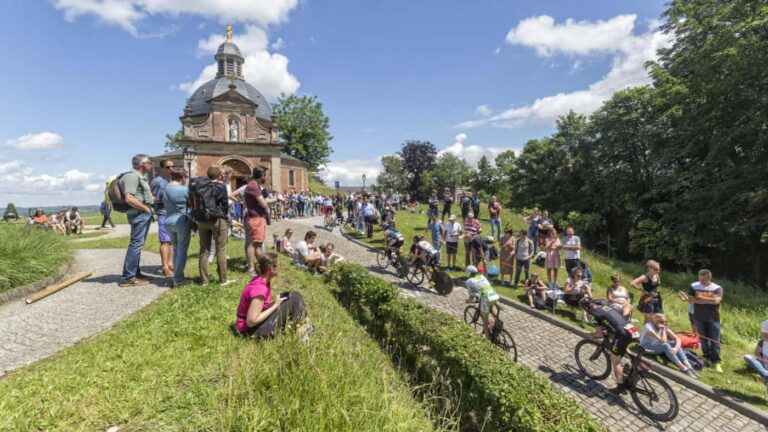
[465,265,500,339]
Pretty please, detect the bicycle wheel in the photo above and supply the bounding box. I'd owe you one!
[432,270,454,295]
[376,250,390,269]
[574,339,612,380]
[395,256,409,278]
[407,264,425,286]
[630,372,679,422]
[495,329,518,363]
[463,305,482,332]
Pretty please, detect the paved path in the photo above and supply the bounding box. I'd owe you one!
[0,249,167,377]
[71,223,157,242]
[267,216,768,432]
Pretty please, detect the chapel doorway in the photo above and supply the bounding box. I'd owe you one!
[221,158,251,191]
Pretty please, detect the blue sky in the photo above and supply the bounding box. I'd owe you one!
[0,0,667,207]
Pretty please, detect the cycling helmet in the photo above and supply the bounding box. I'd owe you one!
[466,265,479,275]
[578,297,594,310]
[485,236,495,244]
[413,234,424,243]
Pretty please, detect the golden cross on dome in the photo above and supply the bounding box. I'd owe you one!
[226,23,233,41]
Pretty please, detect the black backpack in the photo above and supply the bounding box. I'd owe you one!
[107,172,132,213]
[188,177,221,222]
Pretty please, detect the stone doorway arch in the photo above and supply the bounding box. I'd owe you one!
[219,156,252,190]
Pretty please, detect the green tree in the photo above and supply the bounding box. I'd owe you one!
[398,140,437,199]
[376,155,409,193]
[164,128,184,151]
[419,153,472,197]
[471,155,500,197]
[495,150,519,207]
[273,94,334,171]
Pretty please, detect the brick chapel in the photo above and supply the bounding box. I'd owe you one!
[154,24,308,192]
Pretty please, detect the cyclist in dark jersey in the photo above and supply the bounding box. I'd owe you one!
[580,298,640,393]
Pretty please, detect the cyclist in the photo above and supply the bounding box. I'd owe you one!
[465,265,500,340]
[579,297,640,394]
[409,234,440,282]
[382,222,405,259]
[322,196,334,217]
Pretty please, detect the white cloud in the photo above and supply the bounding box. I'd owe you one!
[475,105,493,117]
[4,132,65,150]
[0,160,104,207]
[180,25,300,100]
[271,37,285,51]
[53,0,299,36]
[505,14,636,57]
[458,15,672,129]
[318,158,382,186]
[437,133,508,167]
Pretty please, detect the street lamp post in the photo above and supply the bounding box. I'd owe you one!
[362,173,367,193]
[182,145,196,185]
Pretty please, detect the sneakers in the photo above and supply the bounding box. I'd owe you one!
[685,369,700,379]
[715,363,723,374]
[118,278,149,287]
[246,268,257,277]
[609,383,628,395]
[220,280,236,287]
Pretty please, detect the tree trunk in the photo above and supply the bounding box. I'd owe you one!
[750,236,767,291]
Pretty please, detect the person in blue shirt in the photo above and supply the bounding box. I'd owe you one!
[150,159,174,277]
[428,217,444,266]
[162,168,191,287]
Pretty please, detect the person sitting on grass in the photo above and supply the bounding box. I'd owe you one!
[564,267,593,298]
[293,231,325,273]
[49,211,66,234]
[321,243,345,267]
[280,229,295,255]
[524,272,548,308]
[30,209,49,228]
[607,274,632,320]
[65,206,85,234]
[743,319,768,392]
[465,265,500,340]
[639,313,699,379]
[235,253,312,340]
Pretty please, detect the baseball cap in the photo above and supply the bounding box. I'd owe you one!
[449,214,456,221]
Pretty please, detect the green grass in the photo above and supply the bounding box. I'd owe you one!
[353,205,768,410]
[309,180,337,196]
[81,211,128,226]
[0,225,74,292]
[0,238,439,431]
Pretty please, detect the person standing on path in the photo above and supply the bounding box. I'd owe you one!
[361,198,377,238]
[513,230,534,288]
[119,154,155,287]
[99,200,115,228]
[162,168,191,287]
[544,229,562,284]
[197,165,232,286]
[244,167,272,276]
[683,269,724,373]
[499,228,516,285]
[441,189,453,222]
[444,214,462,271]
[463,212,482,267]
[562,227,581,277]
[151,159,174,277]
[488,196,502,241]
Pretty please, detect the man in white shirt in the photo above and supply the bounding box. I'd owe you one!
[562,226,582,277]
[444,214,462,271]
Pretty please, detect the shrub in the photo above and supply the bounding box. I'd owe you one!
[328,262,603,432]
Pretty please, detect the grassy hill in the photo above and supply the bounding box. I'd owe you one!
[0,238,438,431]
[351,205,768,409]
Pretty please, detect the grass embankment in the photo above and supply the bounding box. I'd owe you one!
[309,180,337,196]
[0,225,73,293]
[0,237,437,431]
[352,205,768,409]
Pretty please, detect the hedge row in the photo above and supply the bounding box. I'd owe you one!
[327,263,603,432]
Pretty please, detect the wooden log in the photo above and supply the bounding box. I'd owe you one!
[25,272,93,304]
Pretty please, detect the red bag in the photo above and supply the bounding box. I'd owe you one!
[676,332,700,350]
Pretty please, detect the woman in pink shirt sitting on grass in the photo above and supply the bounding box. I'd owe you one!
[235,253,311,339]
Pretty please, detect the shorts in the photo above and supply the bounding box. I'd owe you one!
[426,254,439,267]
[247,216,266,244]
[446,241,458,254]
[479,295,499,317]
[388,238,404,249]
[157,214,171,243]
[610,327,634,356]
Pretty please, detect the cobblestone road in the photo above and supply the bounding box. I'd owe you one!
[269,216,768,432]
[0,249,167,377]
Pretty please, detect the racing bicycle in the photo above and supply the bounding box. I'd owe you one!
[463,301,518,362]
[376,247,409,278]
[574,324,679,422]
[406,256,453,295]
